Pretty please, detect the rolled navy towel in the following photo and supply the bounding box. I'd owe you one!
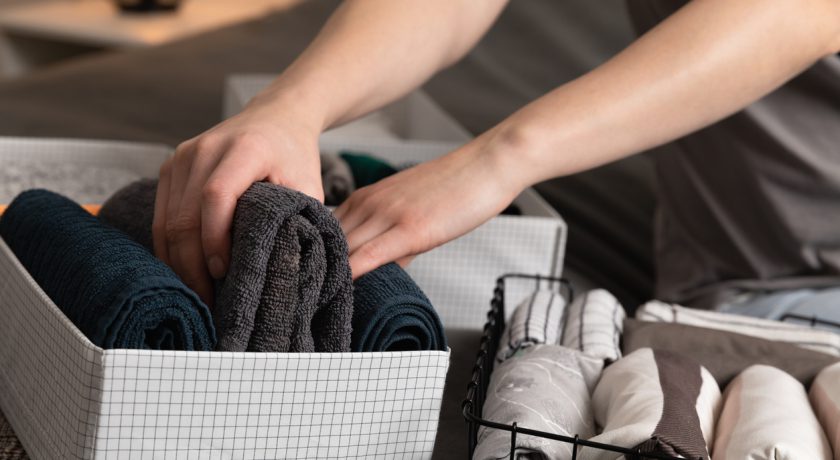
[352,263,447,352]
[0,189,215,351]
[99,179,354,353]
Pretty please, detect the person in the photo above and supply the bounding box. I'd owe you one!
[152,0,840,323]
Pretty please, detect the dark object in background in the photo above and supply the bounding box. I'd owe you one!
[115,0,181,12]
[339,151,398,188]
[0,189,216,351]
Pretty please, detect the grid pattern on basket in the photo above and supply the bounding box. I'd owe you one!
[96,350,448,459]
[0,137,170,180]
[0,236,449,460]
[407,216,564,329]
[0,240,102,460]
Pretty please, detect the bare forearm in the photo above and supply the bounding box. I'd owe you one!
[255,0,507,131]
[488,0,840,189]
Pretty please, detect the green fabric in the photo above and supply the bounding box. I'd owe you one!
[339,151,398,188]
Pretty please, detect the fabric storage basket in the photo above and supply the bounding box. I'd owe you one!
[0,137,566,459]
[0,138,448,460]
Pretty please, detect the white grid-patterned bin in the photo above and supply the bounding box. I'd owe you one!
[0,136,566,459]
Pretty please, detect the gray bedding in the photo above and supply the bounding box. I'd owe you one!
[0,2,655,458]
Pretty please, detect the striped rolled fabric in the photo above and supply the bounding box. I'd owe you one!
[582,348,721,460]
[714,365,830,460]
[496,289,567,362]
[636,300,840,356]
[561,289,625,362]
[810,362,840,460]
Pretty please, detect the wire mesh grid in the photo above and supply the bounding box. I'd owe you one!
[462,274,692,460]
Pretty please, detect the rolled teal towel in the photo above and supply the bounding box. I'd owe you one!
[0,189,216,351]
[351,263,447,352]
[339,151,398,188]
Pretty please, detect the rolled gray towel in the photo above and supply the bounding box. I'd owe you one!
[99,179,354,353]
[98,178,157,251]
[321,153,355,206]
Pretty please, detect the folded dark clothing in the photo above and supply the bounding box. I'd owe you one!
[99,180,354,353]
[623,319,840,388]
[352,263,446,352]
[0,189,215,351]
[339,151,398,188]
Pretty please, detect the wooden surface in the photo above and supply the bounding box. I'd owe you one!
[0,0,301,48]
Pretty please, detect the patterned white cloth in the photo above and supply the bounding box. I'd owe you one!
[497,290,567,362]
[561,289,625,362]
[475,345,603,460]
[637,300,840,356]
[810,362,840,460]
[714,365,831,460]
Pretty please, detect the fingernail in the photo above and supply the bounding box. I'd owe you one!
[207,255,226,279]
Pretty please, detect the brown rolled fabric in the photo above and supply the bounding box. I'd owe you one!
[623,319,839,388]
[584,348,720,460]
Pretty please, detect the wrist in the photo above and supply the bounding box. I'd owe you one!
[246,76,332,135]
[477,119,545,195]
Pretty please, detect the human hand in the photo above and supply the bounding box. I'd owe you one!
[334,138,525,278]
[153,94,324,305]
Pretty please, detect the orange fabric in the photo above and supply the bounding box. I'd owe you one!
[0,204,101,216]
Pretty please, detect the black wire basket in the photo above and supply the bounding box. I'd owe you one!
[461,273,692,460]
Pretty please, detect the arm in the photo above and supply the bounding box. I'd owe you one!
[337,0,840,277]
[154,0,508,304]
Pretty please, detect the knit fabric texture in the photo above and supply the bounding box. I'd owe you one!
[321,153,355,206]
[99,180,354,353]
[351,263,446,352]
[98,177,157,251]
[0,410,26,460]
[339,151,398,188]
[0,189,216,351]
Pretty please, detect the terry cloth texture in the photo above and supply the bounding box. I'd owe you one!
[714,365,831,460]
[561,289,625,362]
[339,151,398,188]
[623,319,839,388]
[351,262,446,352]
[216,182,353,352]
[496,289,567,362]
[810,362,840,460]
[636,300,840,356]
[321,153,355,206]
[474,345,603,460]
[0,160,141,205]
[98,180,354,353]
[582,348,720,460]
[0,189,215,350]
[98,178,157,251]
[0,410,26,460]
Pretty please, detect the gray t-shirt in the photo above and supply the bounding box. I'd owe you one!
[628,1,840,308]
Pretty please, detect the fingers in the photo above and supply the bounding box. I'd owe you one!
[200,146,270,281]
[348,226,413,279]
[164,140,222,306]
[153,158,173,265]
